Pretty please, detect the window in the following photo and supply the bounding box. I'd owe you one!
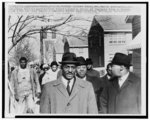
[108,33,126,45]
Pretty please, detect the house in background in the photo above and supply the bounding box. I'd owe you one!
[88,15,132,70]
[126,15,141,78]
[63,32,88,59]
[43,30,89,64]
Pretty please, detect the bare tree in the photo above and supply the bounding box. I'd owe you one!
[8,14,113,54]
[8,15,73,54]
[9,39,37,66]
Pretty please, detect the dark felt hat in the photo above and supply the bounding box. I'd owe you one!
[76,56,86,66]
[111,53,132,67]
[59,52,78,65]
[86,58,93,64]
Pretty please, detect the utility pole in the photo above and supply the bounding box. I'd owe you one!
[40,26,47,65]
[40,27,44,65]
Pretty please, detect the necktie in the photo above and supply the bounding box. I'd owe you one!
[66,80,71,95]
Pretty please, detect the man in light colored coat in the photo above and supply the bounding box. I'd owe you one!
[40,52,98,114]
[100,53,141,114]
[10,57,41,114]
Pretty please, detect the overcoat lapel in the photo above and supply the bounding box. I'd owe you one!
[112,73,133,91]
[69,77,84,102]
[54,77,85,101]
[120,73,132,90]
[69,79,79,102]
[112,77,120,92]
[54,77,69,98]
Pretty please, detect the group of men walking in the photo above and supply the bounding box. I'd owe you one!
[9,52,141,114]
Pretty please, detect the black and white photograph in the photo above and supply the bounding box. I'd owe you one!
[2,2,148,118]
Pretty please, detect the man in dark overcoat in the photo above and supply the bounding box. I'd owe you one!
[100,63,113,89]
[100,53,141,114]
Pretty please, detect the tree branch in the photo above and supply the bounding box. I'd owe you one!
[44,15,73,31]
[8,34,26,54]
[47,31,87,41]
[61,24,89,32]
[18,16,36,33]
[8,14,90,54]
[12,15,23,44]
[8,16,34,32]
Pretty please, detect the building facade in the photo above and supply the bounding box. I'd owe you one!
[126,15,141,78]
[63,34,88,59]
[88,15,132,70]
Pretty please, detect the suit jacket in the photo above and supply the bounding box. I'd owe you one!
[86,75,101,93]
[40,77,98,114]
[86,69,100,78]
[100,72,141,114]
[100,74,111,88]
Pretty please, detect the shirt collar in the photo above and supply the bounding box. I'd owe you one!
[107,75,111,80]
[76,76,86,81]
[119,72,130,82]
[61,76,74,88]
[82,76,86,81]
[19,66,29,70]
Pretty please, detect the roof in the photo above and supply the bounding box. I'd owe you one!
[65,31,88,47]
[66,36,88,47]
[125,15,134,23]
[93,15,132,31]
[126,32,141,50]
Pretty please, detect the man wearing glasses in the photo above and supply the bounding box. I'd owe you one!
[40,52,98,114]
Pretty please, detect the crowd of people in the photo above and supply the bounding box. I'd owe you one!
[7,52,141,114]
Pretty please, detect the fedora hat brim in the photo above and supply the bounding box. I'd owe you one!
[59,61,79,64]
[111,61,132,66]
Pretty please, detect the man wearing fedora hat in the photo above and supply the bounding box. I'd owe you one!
[100,53,141,114]
[40,52,98,114]
[76,56,102,112]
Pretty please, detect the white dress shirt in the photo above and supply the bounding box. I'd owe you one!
[118,72,129,88]
[107,75,111,80]
[76,76,86,81]
[61,76,74,91]
[82,76,86,81]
